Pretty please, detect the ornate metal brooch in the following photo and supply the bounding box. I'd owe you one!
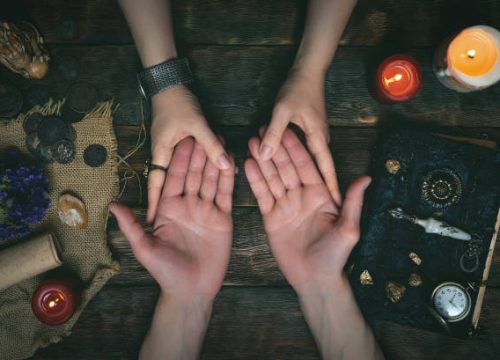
[421,168,462,209]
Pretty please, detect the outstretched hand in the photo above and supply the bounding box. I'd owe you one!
[110,137,235,301]
[147,86,231,223]
[245,128,371,294]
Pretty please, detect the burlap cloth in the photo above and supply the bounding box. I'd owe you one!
[0,100,120,359]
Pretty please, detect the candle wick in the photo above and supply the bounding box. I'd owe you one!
[467,49,476,59]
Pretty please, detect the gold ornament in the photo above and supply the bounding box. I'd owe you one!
[360,269,374,285]
[408,273,422,287]
[421,168,462,209]
[386,281,406,303]
[0,21,49,79]
[409,252,422,266]
[385,159,401,174]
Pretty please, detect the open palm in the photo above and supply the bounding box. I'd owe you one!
[245,129,371,293]
[110,137,234,300]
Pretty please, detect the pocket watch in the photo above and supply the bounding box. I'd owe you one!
[430,282,472,322]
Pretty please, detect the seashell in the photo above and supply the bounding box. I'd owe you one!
[409,252,422,266]
[360,269,374,285]
[386,281,406,303]
[0,21,50,79]
[385,159,401,174]
[408,273,422,287]
[58,193,88,229]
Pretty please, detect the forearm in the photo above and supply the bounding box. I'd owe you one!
[298,275,383,360]
[140,292,213,360]
[118,0,177,66]
[294,0,358,77]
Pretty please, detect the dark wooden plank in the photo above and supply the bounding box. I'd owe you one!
[2,45,500,127]
[3,0,500,46]
[30,285,500,359]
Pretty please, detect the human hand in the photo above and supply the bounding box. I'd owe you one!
[110,137,235,301]
[147,85,231,223]
[259,69,341,205]
[245,129,371,294]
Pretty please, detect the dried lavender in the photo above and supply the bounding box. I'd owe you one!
[0,148,50,242]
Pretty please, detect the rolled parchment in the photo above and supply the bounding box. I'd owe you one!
[0,233,62,290]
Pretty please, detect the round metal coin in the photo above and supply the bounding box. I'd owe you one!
[51,139,76,164]
[83,144,107,167]
[66,81,98,113]
[0,84,23,119]
[38,116,69,145]
[23,113,44,134]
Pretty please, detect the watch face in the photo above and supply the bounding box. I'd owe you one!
[431,282,471,322]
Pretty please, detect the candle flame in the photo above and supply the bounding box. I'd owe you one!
[384,73,403,86]
[48,297,61,308]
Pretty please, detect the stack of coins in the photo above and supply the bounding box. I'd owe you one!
[24,113,76,164]
[61,82,98,123]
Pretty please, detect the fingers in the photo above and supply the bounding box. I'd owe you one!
[194,124,231,170]
[163,137,195,198]
[184,142,207,195]
[109,202,152,261]
[259,106,290,160]
[147,147,173,224]
[281,129,322,185]
[245,159,275,214]
[200,153,220,202]
[306,133,342,206]
[215,154,235,213]
[248,136,286,199]
[337,176,372,243]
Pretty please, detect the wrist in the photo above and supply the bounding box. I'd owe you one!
[296,273,349,302]
[159,290,214,316]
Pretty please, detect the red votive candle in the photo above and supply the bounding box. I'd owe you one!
[374,54,422,103]
[31,278,78,325]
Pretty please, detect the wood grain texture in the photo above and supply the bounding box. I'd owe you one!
[2,45,500,127]
[3,0,500,46]
[30,285,500,359]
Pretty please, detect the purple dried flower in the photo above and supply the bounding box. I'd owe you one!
[0,148,51,242]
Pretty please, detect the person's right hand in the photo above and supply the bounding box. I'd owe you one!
[111,137,235,302]
[147,86,230,223]
[245,129,371,294]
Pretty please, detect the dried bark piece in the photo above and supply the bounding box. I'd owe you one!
[0,21,49,79]
[408,273,422,287]
[386,281,406,303]
[409,252,422,266]
[360,269,374,285]
[58,193,88,229]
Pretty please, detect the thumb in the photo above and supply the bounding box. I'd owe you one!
[109,202,152,260]
[338,176,372,235]
[194,124,231,170]
[260,107,290,160]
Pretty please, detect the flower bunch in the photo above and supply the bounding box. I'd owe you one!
[0,148,51,241]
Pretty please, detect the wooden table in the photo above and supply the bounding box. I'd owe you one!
[2,0,500,358]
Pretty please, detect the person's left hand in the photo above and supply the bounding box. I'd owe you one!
[110,137,235,302]
[259,68,342,206]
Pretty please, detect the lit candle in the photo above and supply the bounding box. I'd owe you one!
[434,25,500,92]
[374,54,422,103]
[31,278,78,325]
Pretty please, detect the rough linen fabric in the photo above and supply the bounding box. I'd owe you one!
[0,100,120,359]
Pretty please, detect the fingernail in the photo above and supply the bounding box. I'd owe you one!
[217,153,231,169]
[260,145,272,160]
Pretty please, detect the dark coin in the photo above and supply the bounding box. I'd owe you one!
[61,117,77,141]
[65,82,99,119]
[38,116,68,145]
[38,144,56,164]
[23,113,43,134]
[83,144,107,167]
[62,103,85,123]
[26,133,54,163]
[25,86,51,108]
[51,139,75,164]
[0,84,23,119]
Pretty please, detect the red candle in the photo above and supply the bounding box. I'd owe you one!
[375,54,422,103]
[31,278,78,325]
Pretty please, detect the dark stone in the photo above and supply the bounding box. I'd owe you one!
[38,116,68,145]
[51,139,76,164]
[0,84,23,119]
[23,113,43,134]
[26,132,54,163]
[83,144,107,167]
[66,82,99,114]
